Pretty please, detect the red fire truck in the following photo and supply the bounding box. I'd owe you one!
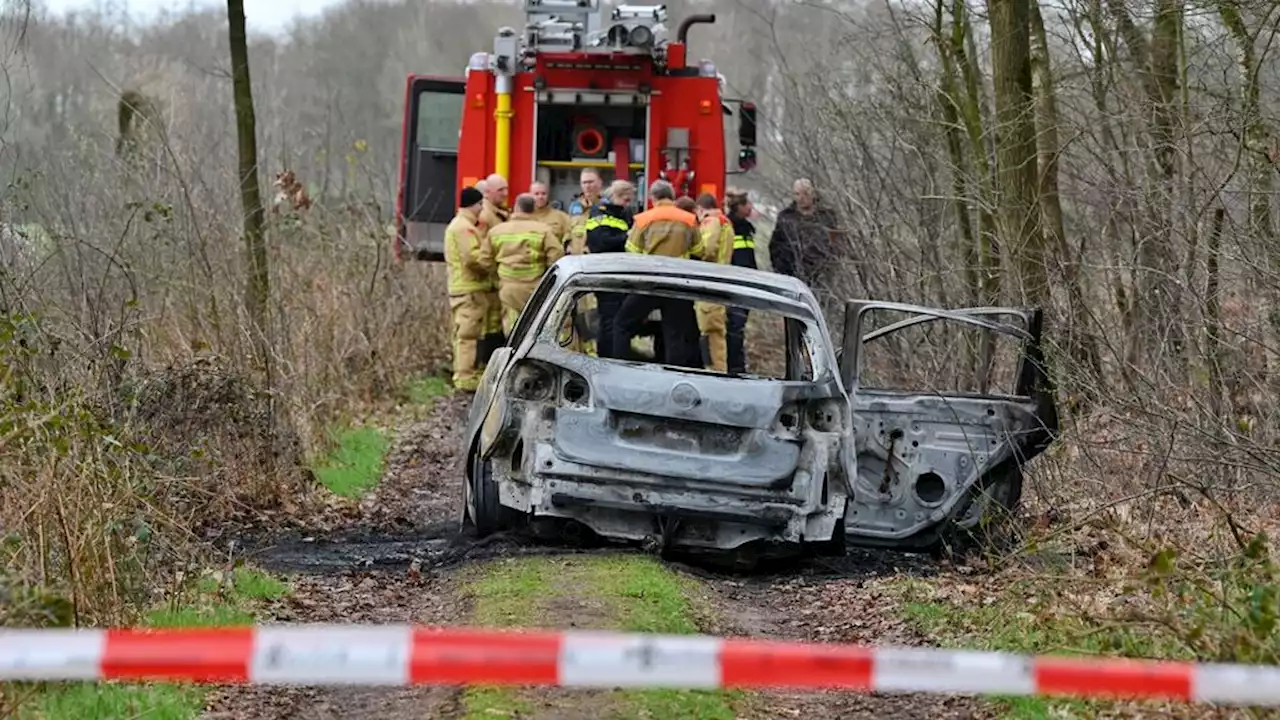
[394,0,758,261]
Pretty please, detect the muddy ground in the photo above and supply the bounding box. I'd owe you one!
[203,393,1003,719]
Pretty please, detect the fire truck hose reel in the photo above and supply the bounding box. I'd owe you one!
[573,126,607,158]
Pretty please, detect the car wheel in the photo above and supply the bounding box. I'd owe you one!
[935,463,1024,555]
[468,449,503,538]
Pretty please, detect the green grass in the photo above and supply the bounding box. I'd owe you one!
[312,425,390,498]
[461,686,534,720]
[404,373,452,406]
[460,555,738,720]
[890,577,1187,719]
[308,373,449,499]
[17,567,289,720]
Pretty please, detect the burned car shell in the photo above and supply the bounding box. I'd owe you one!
[463,255,850,555]
[462,255,1059,555]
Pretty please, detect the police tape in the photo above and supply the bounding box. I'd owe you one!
[2,625,1279,705]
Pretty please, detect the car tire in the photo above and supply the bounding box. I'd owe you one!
[933,462,1024,556]
[468,449,503,537]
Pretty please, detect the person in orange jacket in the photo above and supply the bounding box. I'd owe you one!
[613,180,706,368]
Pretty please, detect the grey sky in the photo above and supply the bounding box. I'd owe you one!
[40,0,348,33]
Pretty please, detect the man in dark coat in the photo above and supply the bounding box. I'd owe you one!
[768,178,843,293]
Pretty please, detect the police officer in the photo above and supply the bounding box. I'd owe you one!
[584,180,636,358]
[614,180,705,368]
[725,191,757,374]
[444,186,494,392]
[484,193,565,335]
[694,192,734,372]
[529,181,571,241]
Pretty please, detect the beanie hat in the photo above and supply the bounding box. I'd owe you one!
[459,186,483,208]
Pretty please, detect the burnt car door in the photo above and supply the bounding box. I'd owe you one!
[837,301,1058,549]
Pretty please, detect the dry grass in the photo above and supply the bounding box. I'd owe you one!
[0,190,452,630]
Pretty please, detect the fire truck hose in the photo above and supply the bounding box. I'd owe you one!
[3,625,1280,705]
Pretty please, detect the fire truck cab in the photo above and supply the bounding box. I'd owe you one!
[395,0,758,261]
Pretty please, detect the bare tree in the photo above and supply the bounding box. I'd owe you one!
[226,0,270,371]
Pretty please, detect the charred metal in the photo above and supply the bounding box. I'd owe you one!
[461,255,1058,561]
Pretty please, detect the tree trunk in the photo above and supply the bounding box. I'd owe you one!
[988,0,1045,304]
[1218,0,1279,396]
[1029,0,1104,398]
[227,0,271,370]
[1107,0,1186,379]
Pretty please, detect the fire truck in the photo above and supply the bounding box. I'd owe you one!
[394,0,759,261]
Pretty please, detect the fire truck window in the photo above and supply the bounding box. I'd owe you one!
[416,90,464,152]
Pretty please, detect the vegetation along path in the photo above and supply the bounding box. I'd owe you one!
[198,383,1215,719]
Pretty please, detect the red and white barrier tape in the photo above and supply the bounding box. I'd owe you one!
[2,625,1280,705]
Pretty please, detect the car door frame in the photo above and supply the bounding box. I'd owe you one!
[836,300,1059,543]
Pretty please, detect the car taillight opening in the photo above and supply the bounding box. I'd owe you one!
[508,361,591,407]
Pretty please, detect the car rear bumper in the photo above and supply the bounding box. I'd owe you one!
[496,441,835,551]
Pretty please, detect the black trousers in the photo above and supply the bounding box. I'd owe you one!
[594,292,625,359]
[613,295,701,368]
[727,306,749,374]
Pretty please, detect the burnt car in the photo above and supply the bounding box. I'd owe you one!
[461,254,1057,559]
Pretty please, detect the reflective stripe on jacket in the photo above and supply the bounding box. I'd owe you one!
[729,215,758,269]
[444,209,493,294]
[486,214,565,281]
[625,200,704,258]
[585,202,633,254]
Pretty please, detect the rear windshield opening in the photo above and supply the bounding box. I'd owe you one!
[546,288,818,382]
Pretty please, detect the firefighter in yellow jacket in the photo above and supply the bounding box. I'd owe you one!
[483,193,566,335]
[477,173,511,354]
[693,192,735,372]
[444,186,494,392]
[529,181,572,241]
[566,168,603,255]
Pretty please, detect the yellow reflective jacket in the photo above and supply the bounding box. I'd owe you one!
[566,193,600,255]
[625,199,704,259]
[530,206,571,241]
[485,213,565,282]
[444,208,493,294]
[478,200,509,241]
[699,211,734,265]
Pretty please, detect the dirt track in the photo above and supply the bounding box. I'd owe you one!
[203,392,1001,719]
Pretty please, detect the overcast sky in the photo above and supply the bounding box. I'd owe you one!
[40,0,349,34]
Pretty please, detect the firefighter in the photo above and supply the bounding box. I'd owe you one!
[694,192,734,372]
[726,191,758,375]
[563,170,604,354]
[484,193,565,336]
[566,169,603,255]
[529,181,571,240]
[477,173,510,357]
[614,180,705,368]
[444,186,494,392]
[584,180,636,358]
